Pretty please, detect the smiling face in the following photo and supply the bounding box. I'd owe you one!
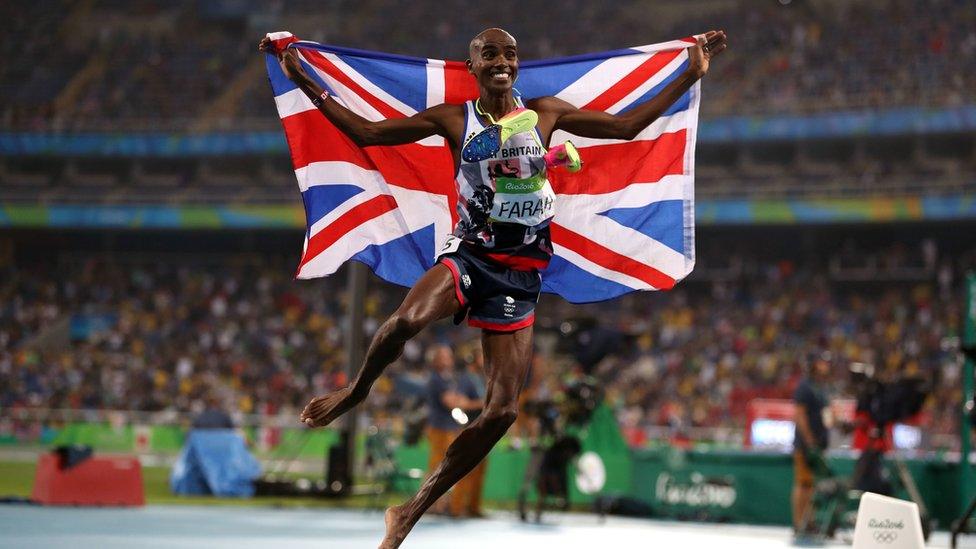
[467,28,518,95]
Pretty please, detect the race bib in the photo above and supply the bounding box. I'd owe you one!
[437,234,462,258]
[490,176,556,226]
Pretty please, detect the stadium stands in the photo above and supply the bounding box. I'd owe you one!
[3,0,974,130]
[2,0,974,203]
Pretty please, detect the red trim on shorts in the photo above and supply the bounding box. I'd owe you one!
[468,313,535,332]
[483,253,550,271]
[439,258,468,306]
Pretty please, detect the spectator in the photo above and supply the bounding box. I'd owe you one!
[424,344,479,516]
[791,352,833,536]
[454,346,487,518]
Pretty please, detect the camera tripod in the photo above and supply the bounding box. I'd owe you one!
[799,442,932,541]
[952,494,976,548]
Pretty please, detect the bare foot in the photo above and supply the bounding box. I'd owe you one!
[379,504,412,549]
[299,387,358,427]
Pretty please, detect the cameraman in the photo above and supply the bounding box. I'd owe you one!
[792,352,833,535]
[849,362,894,494]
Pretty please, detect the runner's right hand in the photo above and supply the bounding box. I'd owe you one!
[258,37,306,82]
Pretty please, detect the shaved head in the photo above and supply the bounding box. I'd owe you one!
[466,27,519,95]
[469,28,516,58]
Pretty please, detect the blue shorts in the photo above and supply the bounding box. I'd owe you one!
[438,244,541,332]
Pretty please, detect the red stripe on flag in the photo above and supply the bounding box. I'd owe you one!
[549,130,686,194]
[582,49,683,112]
[298,194,398,271]
[281,111,456,195]
[551,223,676,290]
[282,110,374,171]
[444,61,479,104]
[299,49,407,120]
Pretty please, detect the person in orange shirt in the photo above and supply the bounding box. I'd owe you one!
[792,352,832,536]
[425,345,483,516]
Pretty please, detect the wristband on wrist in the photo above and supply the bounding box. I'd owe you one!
[311,89,330,108]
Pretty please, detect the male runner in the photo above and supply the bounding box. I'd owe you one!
[260,28,726,548]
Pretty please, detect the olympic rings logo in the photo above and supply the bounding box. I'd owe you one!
[873,530,898,543]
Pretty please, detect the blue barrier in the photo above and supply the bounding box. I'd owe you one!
[3,196,975,229]
[698,105,976,143]
[1,106,973,157]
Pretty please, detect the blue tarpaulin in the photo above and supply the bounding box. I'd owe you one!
[170,430,261,497]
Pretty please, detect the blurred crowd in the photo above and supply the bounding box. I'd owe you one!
[0,255,477,421]
[2,237,972,450]
[1,0,974,131]
[578,268,963,448]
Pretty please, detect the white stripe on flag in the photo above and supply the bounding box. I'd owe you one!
[306,186,385,238]
[550,108,692,149]
[554,51,656,108]
[322,52,418,116]
[296,50,443,146]
[300,183,453,280]
[300,162,454,263]
[579,174,690,207]
[296,161,396,193]
[299,52,385,122]
[551,244,653,291]
[425,59,445,105]
[606,50,689,115]
[631,39,697,53]
[554,175,691,279]
[417,59,449,147]
[274,88,315,119]
[299,209,410,279]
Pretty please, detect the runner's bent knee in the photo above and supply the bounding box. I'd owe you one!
[482,400,518,427]
[386,312,426,340]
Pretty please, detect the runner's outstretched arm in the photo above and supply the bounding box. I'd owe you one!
[535,30,727,140]
[259,37,454,147]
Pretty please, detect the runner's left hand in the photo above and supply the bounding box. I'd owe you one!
[688,30,727,79]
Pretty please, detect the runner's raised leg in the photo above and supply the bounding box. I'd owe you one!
[300,264,462,427]
[381,325,533,548]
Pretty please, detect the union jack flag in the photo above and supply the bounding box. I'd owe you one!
[265,32,700,303]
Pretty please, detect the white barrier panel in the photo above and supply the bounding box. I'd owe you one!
[853,492,925,549]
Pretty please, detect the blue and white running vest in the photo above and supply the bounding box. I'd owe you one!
[451,99,556,269]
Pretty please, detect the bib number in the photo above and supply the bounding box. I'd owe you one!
[438,235,462,257]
